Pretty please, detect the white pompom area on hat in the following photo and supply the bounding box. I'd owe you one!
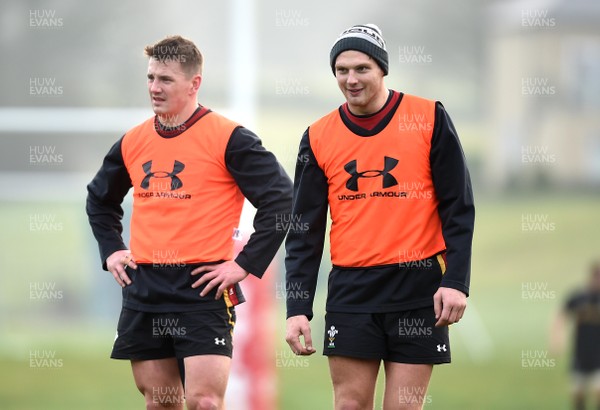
[336,24,387,51]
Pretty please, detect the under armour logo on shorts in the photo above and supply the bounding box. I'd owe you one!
[214,337,226,346]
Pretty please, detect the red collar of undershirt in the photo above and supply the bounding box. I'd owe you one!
[341,90,399,131]
[154,105,211,138]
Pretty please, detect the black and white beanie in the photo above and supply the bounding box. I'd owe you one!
[330,24,389,76]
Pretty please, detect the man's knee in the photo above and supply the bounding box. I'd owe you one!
[335,398,367,410]
[185,392,222,410]
[333,387,373,410]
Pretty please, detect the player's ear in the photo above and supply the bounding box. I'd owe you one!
[191,74,202,94]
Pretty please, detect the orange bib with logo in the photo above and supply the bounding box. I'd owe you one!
[121,112,244,265]
[309,94,445,267]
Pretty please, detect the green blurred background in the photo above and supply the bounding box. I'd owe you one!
[1,0,599,409]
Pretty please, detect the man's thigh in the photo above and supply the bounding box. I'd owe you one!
[321,313,385,407]
[383,362,433,410]
[131,358,185,408]
[322,308,444,409]
[176,308,236,407]
[328,355,380,410]
[183,355,231,405]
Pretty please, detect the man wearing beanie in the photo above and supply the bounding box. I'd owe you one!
[285,24,474,409]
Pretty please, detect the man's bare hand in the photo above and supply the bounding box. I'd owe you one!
[433,287,467,327]
[106,250,137,288]
[190,261,249,299]
[286,315,316,356]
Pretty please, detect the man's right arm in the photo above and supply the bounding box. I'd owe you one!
[86,137,133,270]
[284,129,329,321]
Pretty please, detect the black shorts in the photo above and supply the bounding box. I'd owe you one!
[111,307,236,360]
[323,306,450,364]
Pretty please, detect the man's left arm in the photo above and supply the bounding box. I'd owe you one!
[225,127,293,276]
[430,102,475,326]
[192,127,293,298]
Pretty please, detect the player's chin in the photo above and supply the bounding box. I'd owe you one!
[151,105,167,115]
[345,93,364,105]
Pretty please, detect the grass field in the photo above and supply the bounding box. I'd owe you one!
[1,192,598,409]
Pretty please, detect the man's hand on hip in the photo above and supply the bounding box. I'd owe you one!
[191,260,249,299]
[106,250,137,288]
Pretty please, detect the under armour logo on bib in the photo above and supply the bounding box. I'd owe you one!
[140,160,185,191]
[344,156,399,192]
